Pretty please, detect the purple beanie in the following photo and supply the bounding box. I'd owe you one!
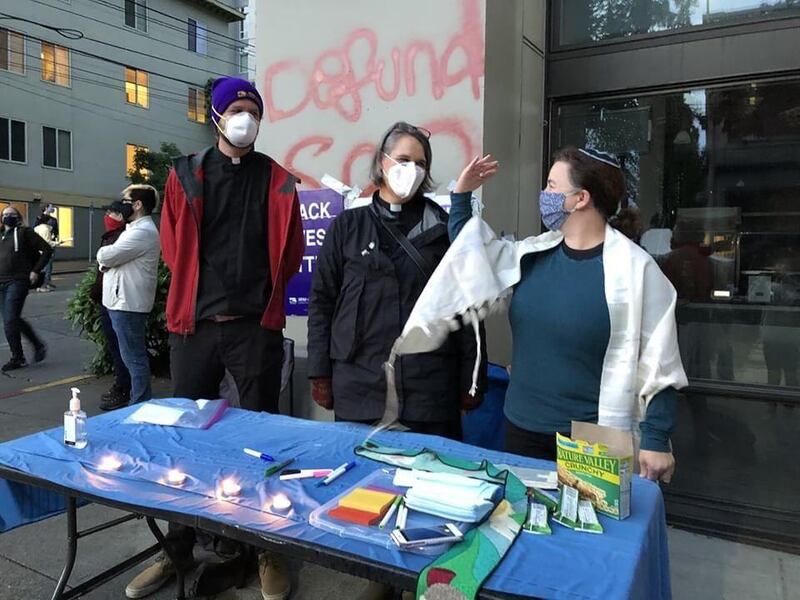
[211,77,264,120]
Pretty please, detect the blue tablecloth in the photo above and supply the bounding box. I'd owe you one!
[0,407,671,600]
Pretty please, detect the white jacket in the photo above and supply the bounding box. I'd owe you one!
[97,216,161,313]
[391,216,688,435]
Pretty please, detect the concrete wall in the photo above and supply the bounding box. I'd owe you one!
[480,0,547,365]
[255,0,486,192]
[0,0,242,258]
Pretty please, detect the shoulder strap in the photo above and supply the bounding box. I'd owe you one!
[371,207,435,278]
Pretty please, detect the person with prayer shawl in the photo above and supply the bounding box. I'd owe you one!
[447,147,686,483]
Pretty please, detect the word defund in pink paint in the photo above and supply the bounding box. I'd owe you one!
[263,0,484,123]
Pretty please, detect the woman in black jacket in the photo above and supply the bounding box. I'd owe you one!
[0,206,52,371]
[90,204,132,410]
[307,122,485,440]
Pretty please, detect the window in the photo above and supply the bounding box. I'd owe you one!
[0,28,25,74]
[124,0,147,32]
[52,205,74,247]
[187,88,206,124]
[555,0,799,48]
[126,143,149,178]
[42,126,71,169]
[238,51,249,75]
[0,117,26,163]
[552,78,800,389]
[125,67,149,108]
[188,18,207,55]
[41,42,70,87]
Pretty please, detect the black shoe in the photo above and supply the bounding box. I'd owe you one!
[101,383,124,402]
[100,389,131,411]
[34,344,46,363]
[2,357,27,372]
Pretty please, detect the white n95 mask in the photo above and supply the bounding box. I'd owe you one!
[384,154,426,199]
[215,110,259,148]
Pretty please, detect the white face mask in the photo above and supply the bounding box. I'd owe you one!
[215,110,259,148]
[384,153,426,200]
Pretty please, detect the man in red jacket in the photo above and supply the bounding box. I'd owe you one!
[125,77,303,600]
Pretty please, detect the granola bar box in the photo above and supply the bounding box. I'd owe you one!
[556,422,633,520]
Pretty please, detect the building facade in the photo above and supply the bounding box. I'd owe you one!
[546,0,800,551]
[254,0,799,552]
[0,0,244,260]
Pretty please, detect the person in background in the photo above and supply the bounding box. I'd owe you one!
[90,204,132,410]
[0,206,51,371]
[96,185,160,407]
[450,147,686,483]
[34,205,59,291]
[126,76,303,600]
[308,121,486,600]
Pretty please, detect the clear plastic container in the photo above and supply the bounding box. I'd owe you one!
[309,468,472,556]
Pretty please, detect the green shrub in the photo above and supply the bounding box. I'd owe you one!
[66,261,172,376]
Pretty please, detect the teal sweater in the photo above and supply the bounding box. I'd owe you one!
[448,193,676,452]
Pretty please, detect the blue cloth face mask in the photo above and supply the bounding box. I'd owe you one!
[539,189,578,231]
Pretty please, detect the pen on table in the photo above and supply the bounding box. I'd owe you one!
[316,460,356,487]
[278,469,332,481]
[244,448,275,462]
[396,499,408,530]
[265,458,294,477]
[379,495,403,530]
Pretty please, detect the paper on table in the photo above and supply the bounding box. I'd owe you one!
[496,464,558,489]
[393,469,416,488]
[124,398,228,429]
[127,403,184,426]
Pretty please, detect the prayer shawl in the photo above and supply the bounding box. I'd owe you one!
[383,216,688,435]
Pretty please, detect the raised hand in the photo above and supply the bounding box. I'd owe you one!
[453,154,500,194]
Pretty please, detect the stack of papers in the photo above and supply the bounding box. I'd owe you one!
[125,398,228,430]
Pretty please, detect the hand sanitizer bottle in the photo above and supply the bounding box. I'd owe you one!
[64,387,87,449]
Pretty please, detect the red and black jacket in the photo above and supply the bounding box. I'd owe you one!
[160,147,304,335]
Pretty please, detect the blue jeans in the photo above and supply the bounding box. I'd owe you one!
[100,305,131,391]
[0,279,43,360]
[108,309,151,404]
[43,255,54,287]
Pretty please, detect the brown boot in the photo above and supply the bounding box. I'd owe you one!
[258,552,291,600]
[125,554,175,599]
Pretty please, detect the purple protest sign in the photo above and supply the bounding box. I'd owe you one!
[285,188,345,316]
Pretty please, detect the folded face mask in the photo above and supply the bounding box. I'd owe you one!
[404,476,501,523]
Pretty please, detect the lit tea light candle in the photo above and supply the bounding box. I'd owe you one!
[220,478,241,498]
[98,455,121,471]
[167,469,187,486]
[271,493,292,513]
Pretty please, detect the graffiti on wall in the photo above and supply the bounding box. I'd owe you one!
[260,0,485,190]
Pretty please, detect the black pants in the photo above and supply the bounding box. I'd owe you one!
[0,280,43,360]
[166,318,283,567]
[169,318,283,412]
[503,419,563,461]
[99,305,131,391]
[336,415,463,442]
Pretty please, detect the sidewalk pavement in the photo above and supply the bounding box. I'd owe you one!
[0,272,797,599]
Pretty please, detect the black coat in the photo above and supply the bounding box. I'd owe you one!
[0,226,52,283]
[89,226,125,304]
[308,194,486,423]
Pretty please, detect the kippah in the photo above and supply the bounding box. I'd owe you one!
[579,148,621,169]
